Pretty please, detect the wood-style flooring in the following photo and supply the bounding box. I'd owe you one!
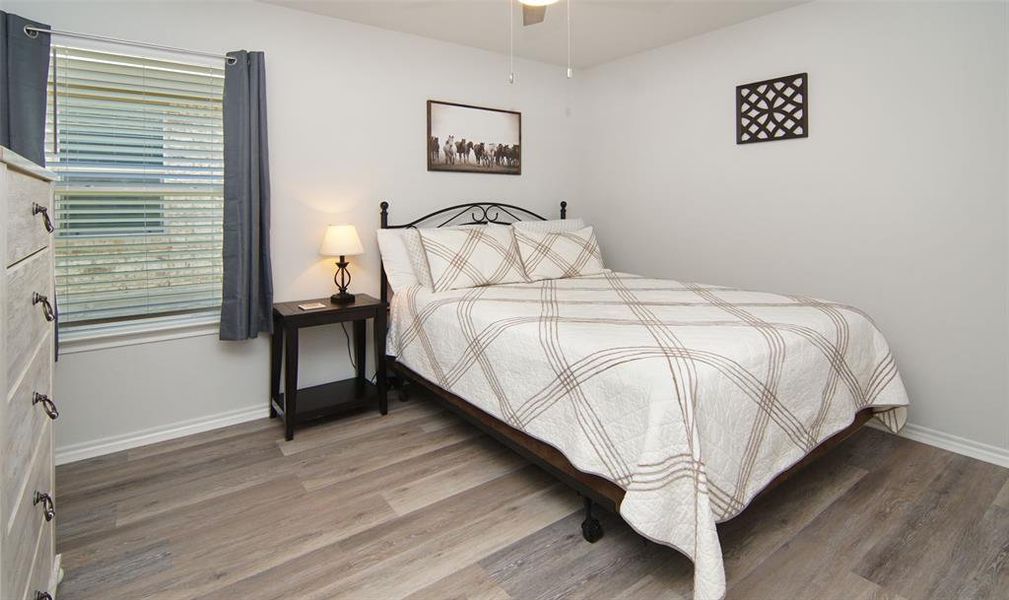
[55,392,1009,599]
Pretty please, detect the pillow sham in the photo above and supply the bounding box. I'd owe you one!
[514,226,605,281]
[376,228,434,292]
[512,217,585,234]
[419,225,527,292]
[403,229,435,289]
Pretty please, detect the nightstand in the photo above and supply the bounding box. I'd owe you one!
[270,294,388,440]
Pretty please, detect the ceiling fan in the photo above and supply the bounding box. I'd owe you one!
[520,0,558,26]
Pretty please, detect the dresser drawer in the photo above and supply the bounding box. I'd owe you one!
[24,514,54,600]
[4,166,53,268]
[3,333,53,521]
[2,425,53,600]
[5,248,53,388]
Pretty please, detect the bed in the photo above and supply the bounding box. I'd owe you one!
[378,201,909,600]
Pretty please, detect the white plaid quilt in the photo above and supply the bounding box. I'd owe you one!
[388,272,909,600]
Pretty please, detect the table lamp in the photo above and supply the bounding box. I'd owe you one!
[320,224,364,304]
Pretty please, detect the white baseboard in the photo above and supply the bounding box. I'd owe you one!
[51,553,62,598]
[55,404,1009,472]
[869,420,1009,469]
[55,405,269,465]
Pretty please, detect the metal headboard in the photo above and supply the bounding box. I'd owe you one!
[379,200,567,304]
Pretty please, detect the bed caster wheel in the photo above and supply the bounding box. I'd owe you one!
[581,517,603,543]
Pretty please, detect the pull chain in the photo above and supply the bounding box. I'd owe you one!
[566,0,573,78]
[509,0,516,84]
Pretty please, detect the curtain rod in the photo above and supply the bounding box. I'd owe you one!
[22,25,237,65]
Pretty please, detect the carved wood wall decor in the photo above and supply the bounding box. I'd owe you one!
[736,73,808,144]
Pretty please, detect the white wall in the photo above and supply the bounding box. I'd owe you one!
[574,2,1009,450]
[12,0,1009,461]
[9,0,577,459]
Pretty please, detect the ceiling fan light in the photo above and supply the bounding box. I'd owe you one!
[520,0,559,6]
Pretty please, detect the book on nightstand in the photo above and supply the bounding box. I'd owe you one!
[297,302,327,311]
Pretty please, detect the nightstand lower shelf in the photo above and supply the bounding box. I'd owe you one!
[271,379,380,425]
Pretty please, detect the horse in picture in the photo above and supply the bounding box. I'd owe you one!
[429,136,440,163]
[456,139,474,164]
[443,135,456,165]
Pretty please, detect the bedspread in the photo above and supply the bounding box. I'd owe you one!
[388,272,908,600]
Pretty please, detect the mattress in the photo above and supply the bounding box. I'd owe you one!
[387,271,909,600]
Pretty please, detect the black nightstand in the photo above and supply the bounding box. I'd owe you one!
[270,294,388,440]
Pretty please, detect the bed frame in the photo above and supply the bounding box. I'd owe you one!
[379,200,873,543]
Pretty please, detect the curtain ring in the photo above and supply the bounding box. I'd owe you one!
[23,25,39,39]
[226,56,238,66]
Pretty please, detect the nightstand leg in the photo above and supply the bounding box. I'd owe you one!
[269,314,282,418]
[284,327,299,440]
[375,309,388,415]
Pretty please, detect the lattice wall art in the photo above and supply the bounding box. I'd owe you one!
[736,73,808,144]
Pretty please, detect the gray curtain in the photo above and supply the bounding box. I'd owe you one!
[220,50,273,340]
[0,12,51,166]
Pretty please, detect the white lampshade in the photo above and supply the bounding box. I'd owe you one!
[520,0,558,5]
[320,224,364,257]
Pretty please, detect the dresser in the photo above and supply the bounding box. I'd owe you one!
[0,147,60,600]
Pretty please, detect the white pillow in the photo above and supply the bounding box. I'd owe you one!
[512,217,585,234]
[376,228,434,293]
[514,226,605,281]
[419,225,528,292]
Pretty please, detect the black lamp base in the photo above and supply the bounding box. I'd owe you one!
[330,257,355,304]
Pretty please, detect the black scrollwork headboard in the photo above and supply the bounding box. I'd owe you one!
[378,201,567,304]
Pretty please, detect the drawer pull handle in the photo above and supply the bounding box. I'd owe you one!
[32,202,54,234]
[32,292,55,322]
[32,392,59,420]
[33,491,55,522]
[35,592,53,600]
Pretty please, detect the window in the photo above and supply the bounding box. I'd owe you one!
[44,46,224,333]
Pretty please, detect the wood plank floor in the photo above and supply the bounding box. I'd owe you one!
[55,392,1009,599]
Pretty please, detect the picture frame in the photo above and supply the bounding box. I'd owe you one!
[427,100,522,175]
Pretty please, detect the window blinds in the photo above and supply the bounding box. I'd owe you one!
[44,46,224,328]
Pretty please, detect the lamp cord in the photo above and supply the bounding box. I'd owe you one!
[339,322,378,384]
[340,322,357,371]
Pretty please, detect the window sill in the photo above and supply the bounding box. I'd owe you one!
[59,314,221,355]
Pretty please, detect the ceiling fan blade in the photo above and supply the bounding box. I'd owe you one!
[522,4,546,26]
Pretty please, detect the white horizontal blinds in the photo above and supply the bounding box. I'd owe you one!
[44,46,225,327]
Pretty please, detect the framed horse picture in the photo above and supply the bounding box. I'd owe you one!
[427,100,522,175]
